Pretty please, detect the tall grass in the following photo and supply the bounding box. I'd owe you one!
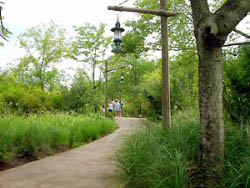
[0,113,118,161]
[114,108,250,187]
[115,108,200,187]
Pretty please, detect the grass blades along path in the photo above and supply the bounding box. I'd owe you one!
[0,114,118,164]
[115,109,250,187]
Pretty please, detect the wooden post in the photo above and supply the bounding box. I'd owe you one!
[105,60,108,118]
[160,0,171,128]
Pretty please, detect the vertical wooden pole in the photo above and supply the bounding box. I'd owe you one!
[160,0,171,128]
[105,60,108,118]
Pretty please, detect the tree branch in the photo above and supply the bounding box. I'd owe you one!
[215,0,250,37]
[0,1,11,40]
[233,29,250,39]
[223,41,250,47]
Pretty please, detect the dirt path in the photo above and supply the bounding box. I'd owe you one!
[0,117,145,188]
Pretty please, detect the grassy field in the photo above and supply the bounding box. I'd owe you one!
[114,108,250,187]
[0,113,118,163]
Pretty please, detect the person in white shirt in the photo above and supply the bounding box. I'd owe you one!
[113,99,121,117]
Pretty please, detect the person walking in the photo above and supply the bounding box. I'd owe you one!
[108,100,113,113]
[119,100,124,117]
[113,99,121,117]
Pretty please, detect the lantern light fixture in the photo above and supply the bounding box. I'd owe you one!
[120,72,124,83]
[111,15,125,53]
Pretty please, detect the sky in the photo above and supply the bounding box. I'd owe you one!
[0,0,138,74]
[0,0,249,77]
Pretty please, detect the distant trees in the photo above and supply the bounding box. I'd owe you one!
[63,68,103,112]
[73,23,111,89]
[17,21,70,90]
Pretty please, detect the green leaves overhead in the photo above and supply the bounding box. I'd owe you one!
[126,0,195,52]
[17,21,70,90]
[73,23,111,61]
[73,23,111,88]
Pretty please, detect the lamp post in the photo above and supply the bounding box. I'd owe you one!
[104,16,125,117]
[111,16,125,53]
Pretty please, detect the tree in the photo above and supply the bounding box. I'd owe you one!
[73,23,111,89]
[17,21,70,90]
[65,68,104,112]
[189,0,250,183]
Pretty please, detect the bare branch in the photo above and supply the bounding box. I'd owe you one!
[119,0,129,6]
[233,29,250,39]
[223,41,250,47]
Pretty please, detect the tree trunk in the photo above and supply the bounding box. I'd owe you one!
[198,43,224,180]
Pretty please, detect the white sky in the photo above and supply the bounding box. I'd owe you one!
[0,0,249,78]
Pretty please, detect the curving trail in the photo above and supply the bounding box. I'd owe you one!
[0,117,145,188]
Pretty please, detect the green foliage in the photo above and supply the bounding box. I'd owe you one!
[0,113,118,161]
[73,23,111,88]
[139,52,199,117]
[63,68,104,113]
[122,30,147,56]
[140,69,162,117]
[115,108,250,187]
[224,45,250,123]
[127,0,195,51]
[0,71,65,114]
[17,21,70,90]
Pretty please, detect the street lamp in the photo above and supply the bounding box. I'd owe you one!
[111,16,125,53]
[120,72,124,83]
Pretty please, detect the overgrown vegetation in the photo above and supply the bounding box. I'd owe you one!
[0,114,118,162]
[114,109,250,187]
[224,45,250,123]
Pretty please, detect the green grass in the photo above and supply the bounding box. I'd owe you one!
[114,108,250,187]
[0,113,118,161]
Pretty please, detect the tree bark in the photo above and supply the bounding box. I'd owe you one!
[189,0,250,184]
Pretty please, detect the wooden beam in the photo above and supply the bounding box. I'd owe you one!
[160,0,171,128]
[108,6,176,17]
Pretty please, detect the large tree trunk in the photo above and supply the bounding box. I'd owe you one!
[189,0,250,184]
[198,43,224,180]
